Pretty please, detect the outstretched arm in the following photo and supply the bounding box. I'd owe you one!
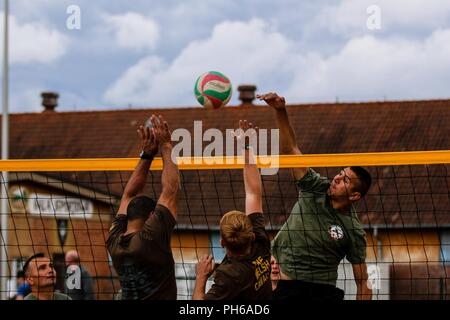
[237,120,263,215]
[153,115,180,218]
[257,92,308,181]
[117,122,158,216]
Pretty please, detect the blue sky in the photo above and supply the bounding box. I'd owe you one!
[2,0,450,112]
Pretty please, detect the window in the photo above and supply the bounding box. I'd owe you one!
[440,230,450,262]
[210,232,225,262]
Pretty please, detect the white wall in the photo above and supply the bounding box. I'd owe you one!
[337,260,390,300]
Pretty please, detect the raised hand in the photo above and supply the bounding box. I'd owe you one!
[235,119,258,149]
[196,254,215,280]
[256,92,286,110]
[151,114,172,147]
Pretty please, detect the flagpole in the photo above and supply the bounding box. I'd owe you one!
[1,0,10,301]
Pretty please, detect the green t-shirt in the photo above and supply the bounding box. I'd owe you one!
[272,169,367,286]
[24,292,72,300]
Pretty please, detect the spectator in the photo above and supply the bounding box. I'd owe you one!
[65,250,95,300]
[23,253,71,300]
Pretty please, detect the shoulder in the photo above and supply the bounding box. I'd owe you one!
[216,261,250,280]
[148,204,176,229]
[349,211,366,236]
[106,216,127,247]
[152,204,176,224]
[155,203,175,217]
[296,168,329,191]
[248,212,265,227]
[109,215,127,233]
[248,213,270,249]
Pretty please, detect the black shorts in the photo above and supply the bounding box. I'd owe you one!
[273,280,344,301]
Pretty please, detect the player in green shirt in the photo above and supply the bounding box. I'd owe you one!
[257,92,373,301]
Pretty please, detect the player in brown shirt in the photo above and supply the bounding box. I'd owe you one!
[106,114,179,300]
[193,120,272,300]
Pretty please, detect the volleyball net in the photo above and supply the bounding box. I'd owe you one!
[0,151,449,300]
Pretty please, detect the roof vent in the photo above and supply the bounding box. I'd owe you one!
[41,92,59,113]
[237,84,257,106]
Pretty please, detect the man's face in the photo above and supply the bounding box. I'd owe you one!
[27,257,56,289]
[328,167,360,201]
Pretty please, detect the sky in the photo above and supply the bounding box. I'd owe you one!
[1,0,450,113]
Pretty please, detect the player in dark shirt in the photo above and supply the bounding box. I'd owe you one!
[193,120,272,300]
[106,114,179,300]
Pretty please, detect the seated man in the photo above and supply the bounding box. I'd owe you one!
[23,253,71,300]
[193,120,272,300]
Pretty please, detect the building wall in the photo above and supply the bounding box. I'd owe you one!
[7,182,116,299]
[367,229,441,263]
[5,181,446,300]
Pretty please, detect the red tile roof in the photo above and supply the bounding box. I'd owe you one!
[2,99,450,228]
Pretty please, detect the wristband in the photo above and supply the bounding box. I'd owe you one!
[139,150,154,160]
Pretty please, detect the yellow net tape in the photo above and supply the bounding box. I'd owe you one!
[0,150,449,171]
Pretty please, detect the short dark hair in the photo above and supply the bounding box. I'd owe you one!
[23,253,45,276]
[16,270,25,279]
[350,166,372,197]
[127,196,156,221]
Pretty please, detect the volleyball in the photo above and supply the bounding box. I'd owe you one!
[194,71,232,109]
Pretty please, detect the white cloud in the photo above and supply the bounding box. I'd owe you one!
[286,29,450,102]
[105,12,450,108]
[3,13,69,64]
[104,12,159,51]
[10,88,45,113]
[104,19,296,107]
[310,0,450,37]
[104,56,166,105]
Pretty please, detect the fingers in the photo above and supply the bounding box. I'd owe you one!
[200,254,214,267]
[198,254,213,270]
[256,92,285,107]
[137,125,145,139]
[149,128,156,144]
[239,119,244,130]
[238,120,257,132]
[149,114,169,133]
[144,126,151,141]
[138,125,152,143]
[163,120,170,134]
[239,120,253,130]
[256,92,278,101]
[201,254,213,262]
[150,114,159,129]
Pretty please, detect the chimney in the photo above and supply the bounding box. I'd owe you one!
[237,84,257,106]
[41,92,59,112]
